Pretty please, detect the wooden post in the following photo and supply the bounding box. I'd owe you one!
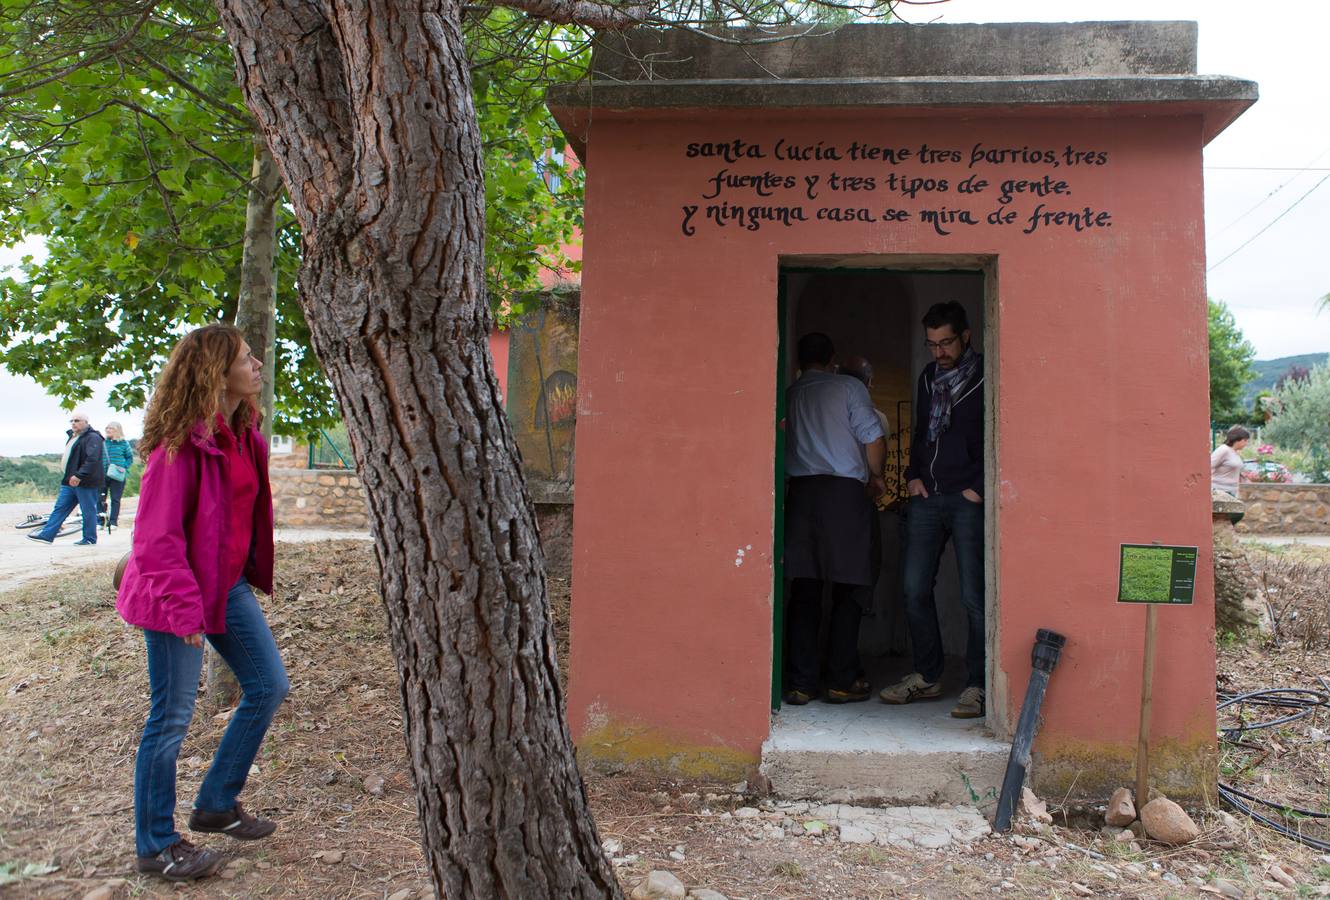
[1135,603,1158,808]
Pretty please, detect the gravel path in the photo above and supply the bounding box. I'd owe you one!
[0,500,369,594]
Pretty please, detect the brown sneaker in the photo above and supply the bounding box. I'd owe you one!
[188,802,278,840]
[136,838,225,881]
[825,679,872,704]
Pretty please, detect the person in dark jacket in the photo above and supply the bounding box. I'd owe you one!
[879,301,987,719]
[28,411,105,545]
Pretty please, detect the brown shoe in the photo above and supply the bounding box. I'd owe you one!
[136,838,225,881]
[188,802,278,840]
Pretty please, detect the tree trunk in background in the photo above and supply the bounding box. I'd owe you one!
[233,138,282,442]
[213,2,620,895]
[211,139,284,709]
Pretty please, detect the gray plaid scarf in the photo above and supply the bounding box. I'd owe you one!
[926,348,980,444]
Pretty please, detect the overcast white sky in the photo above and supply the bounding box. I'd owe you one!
[2,0,1327,455]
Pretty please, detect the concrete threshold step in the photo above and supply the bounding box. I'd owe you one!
[760,700,1010,806]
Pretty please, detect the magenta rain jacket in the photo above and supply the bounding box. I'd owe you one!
[115,421,274,636]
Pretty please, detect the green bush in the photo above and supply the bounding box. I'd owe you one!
[1265,362,1330,452]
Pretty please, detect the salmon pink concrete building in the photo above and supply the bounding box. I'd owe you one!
[548,22,1255,801]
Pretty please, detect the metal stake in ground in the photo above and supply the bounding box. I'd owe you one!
[993,628,1067,832]
[1135,604,1158,807]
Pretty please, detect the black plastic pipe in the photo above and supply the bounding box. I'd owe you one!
[993,628,1067,832]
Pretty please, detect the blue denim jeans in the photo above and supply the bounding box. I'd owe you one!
[133,578,289,856]
[901,492,986,689]
[36,483,99,542]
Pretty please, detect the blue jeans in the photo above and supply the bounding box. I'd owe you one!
[36,483,99,542]
[901,493,986,689]
[133,578,289,856]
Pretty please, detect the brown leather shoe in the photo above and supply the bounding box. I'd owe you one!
[188,802,277,840]
[136,838,225,881]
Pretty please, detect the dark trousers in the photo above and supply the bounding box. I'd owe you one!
[786,578,861,693]
[901,493,985,688]
[107,479,126,526]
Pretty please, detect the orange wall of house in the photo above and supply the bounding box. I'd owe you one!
[568,111,1216,776]
[489,329,510,401]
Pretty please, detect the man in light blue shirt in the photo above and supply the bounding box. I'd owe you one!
[783,333,887,706]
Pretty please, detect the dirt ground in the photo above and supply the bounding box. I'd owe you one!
[1,541,1328,898]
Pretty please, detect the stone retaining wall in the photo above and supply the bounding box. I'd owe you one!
[269,468,575,577]
[1235,484,1330,534]
[270,468,368,529]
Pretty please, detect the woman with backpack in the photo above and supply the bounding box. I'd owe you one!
[115,323,287,882]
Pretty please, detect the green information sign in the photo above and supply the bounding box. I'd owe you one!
[1117,544,1197,605]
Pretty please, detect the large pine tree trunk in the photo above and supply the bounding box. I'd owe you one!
[212,3,620,896]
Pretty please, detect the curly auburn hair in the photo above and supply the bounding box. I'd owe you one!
[138,323,257,462]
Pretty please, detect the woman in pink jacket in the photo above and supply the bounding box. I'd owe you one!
[116,324,286,882]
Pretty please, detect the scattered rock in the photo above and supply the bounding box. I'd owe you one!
[729,781,747,794]
[1069,883,1093,897]
[1105,788,1136,827]
[386,890,414,900]
[314,849,345,864]
[363,774,385,796]
[1099,825,1127,841]
[630,870,687,900]
[668,849,686,862]
[81,887,114,900]
[1266,863,1297,890]
[1140,797,1200,845]
[688,891,728,900]
[1020,788,1053,825]
[1212,878,1245,899]
[602,838,623,856]
[733,807,760,819]
[838,825,875,844]
[801,820,829,835]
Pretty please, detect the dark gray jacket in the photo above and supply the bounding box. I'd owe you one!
[63,428,106,489]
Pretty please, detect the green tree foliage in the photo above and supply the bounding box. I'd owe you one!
[1264,362,1330,453]
[0,1,586,430]
[0,1,333,433]
[1208,298,1257,421]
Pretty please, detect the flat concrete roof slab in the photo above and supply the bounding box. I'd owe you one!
[547,23,1256,160]
[592,22,1200,81]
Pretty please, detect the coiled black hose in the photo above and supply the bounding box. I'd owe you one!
[1217,681,1330,852]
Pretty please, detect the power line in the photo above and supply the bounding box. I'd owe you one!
[1210,146,1330,235]
[1208,172,1330,272]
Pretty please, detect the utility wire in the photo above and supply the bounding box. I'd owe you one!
[1210,146,1330,236]
[1207,172,1330,272]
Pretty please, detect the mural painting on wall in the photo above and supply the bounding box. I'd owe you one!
[678,139,1113,237]
[507,294,579,483]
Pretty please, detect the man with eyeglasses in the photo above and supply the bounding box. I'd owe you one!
[880,301,987,719]
[27,411,106,546]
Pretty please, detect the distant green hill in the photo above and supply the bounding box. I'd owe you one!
[1242,353,1329,407]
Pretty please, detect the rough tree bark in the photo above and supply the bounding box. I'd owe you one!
[212,2,621,896]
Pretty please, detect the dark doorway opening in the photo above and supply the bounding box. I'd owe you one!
[773,265,989,719]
